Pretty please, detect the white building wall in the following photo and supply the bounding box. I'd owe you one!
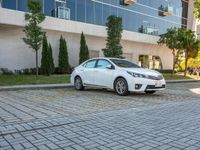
[0,7,173,71]
[0,27,173,70]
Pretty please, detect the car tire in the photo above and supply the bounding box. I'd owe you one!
[145,91,156,94]
[114,78,129,96]
[74,76,84,91]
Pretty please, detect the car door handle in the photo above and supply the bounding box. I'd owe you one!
[94,70,99,72]
[80,69,84,71]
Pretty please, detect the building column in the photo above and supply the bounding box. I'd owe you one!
[187,0,196,31]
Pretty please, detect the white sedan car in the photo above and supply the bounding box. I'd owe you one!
[71,57,166,96]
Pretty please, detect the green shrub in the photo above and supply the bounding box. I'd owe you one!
[156,69,175,74]
[58,36,71,74]
[0,68,14,75]
[48,43,55,74]
[102,15,123,58]
[79,32,89,64]
[41,33,53,76]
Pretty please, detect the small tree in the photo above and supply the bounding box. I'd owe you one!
[48,43,55,74]
[79,32,89,64]
[178,28,200,76]
[158,27,181,75]
[23,0,45,78]
[58,36,70,73]
[102,15,123,58]
[41,33,50,75]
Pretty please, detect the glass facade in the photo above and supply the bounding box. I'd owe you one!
[1,0,188,36]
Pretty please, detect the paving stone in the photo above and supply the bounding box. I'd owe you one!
[0,82,200,149]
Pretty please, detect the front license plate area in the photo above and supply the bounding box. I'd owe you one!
[155,81,162,87]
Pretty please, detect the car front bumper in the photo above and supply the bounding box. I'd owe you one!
[127,78,166,92]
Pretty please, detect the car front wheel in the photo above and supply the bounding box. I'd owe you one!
[114,78,129,96]
[74,76,84,91]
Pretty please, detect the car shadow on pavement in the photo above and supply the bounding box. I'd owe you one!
[83,88,164,97]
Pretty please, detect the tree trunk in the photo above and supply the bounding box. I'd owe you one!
[36,50,39,79]
[172,50,176,76]
[184,51,188,77]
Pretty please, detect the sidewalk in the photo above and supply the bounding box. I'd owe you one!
[0,79,199,91]
[0,83,73,91]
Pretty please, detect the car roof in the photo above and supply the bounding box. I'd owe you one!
[88,57,124,61]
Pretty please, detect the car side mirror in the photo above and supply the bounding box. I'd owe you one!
[106,64,114,69]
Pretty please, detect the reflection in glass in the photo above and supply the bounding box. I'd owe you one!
[139,55,163,69]
[1,0,189,36]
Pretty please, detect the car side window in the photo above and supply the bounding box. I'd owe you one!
[83,60,96,68]
[96,60,112,69]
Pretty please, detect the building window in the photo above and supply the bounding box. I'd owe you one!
[2,0,17,10]
[52,0,70,20]
[77,0,85,22]
[0,0,2,7]
[89,50,99,58]
[138,21,159,35]
[139,55,162,70]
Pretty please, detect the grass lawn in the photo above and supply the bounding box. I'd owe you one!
[163,73,200,80]
[0,73,199,86]
[0,74,70,86]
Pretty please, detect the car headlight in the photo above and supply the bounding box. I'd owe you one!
[127,71,147,78]
[127,71,164,80]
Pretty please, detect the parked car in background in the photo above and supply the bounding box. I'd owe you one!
[71,58,166,96]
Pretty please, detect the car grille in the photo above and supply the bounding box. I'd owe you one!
[146,84,166,90]
[148,75,163,80]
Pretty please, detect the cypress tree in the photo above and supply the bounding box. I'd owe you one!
[58,36,70,73]
[102,15,123,58]
[79,32,89,64]
[41,33,51,76]
[48,43,55,74]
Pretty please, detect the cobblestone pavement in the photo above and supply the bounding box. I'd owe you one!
[0,82,200,149]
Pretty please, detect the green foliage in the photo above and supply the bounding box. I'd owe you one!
[41,34,54,75]
[177,28,200,76]
[48,43,55,74]
[41,33,49,75]
[158,27,181,50]
[194,0,200,19]
[102,15,123,58]
[158,27,200,76]
[188,51,200,68]
[0,68,14,75]
[79,32,89,64]
[158,27,181,75]
[23,0,45,78]
[58,36,71,74]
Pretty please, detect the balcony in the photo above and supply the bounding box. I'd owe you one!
[138,25,159,36]
[120,0,136,6]
[158,5,173,17]
[52,6,70,20]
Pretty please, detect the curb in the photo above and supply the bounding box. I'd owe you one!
[0,79,199,91]
[166,79,200,83]
[0,84,73,91]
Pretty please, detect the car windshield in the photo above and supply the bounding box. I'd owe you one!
[110,59,141,68]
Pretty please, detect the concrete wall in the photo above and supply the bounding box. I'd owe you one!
[0,7,173,70]
[0,27,173,70]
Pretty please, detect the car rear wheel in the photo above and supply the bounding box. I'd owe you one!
[114,78,129,96]
[145,91,156,94]
[74,76,84,91]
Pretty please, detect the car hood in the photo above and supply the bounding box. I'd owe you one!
[122,68,162,76]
